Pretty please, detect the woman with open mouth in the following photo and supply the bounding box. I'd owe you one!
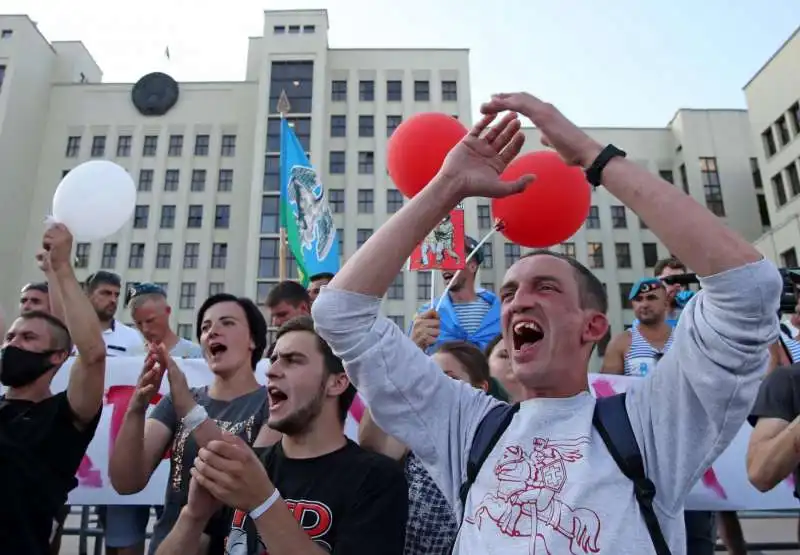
[109,293,281,555]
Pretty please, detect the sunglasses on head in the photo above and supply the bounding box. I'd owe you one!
[125,282,166,306]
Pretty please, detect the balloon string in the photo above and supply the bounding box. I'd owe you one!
[429,272,436,307]
[434,221,502,312]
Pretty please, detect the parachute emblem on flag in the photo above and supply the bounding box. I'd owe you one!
[287,165,335,261]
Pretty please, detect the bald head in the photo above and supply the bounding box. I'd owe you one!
[130,293,172,344]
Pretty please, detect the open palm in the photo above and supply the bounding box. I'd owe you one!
[439,112,533,199]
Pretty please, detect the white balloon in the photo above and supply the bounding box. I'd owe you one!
[52,161,137,241]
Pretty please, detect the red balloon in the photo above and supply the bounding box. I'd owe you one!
[387,113,468,198]
[492,151,591,248]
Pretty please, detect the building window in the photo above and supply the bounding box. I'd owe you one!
[359,80,374,101]
[91,136,106,157]
[218,169,233,191]
[357,190,374,213]
[586,205,600,229]
[757,193,771,228]
[75,243,91,268]
[267,117,311,151]
[477,205,491,229]
[790,102,800,136]
[133,205,149,228]
[619,283,634,310]
[116,135,131,157]
[288,25,300,34]
[699,157,725,217]
[194,134,210,156]
[762,128,777,157]
[155,243,172,269]
[274,26,285,34]
[587,242,604,269]
[215,205,230,229]
[786,162,800,197]
[258,239,298,279]
[359,115,374,137]
[329,189,345,213]
[640,217,648,230]
[358,152,374,174]
[211,243,228,269]
[154,282,168,295]
[263,155,279,191]
[386,189,403,213]
[610,205,627,228]
[387,80,402,101]
[504,243,520,268]
[417,271,431,301]
[209,282,225,296]
[356,229,373,248]
[179,283,196,310]
[183,243,200,268]
[750,158,763,190]
[187,205,203,228]
[658,170,674,184]
[414,80,430,101]
[256,282,275,304]
[142,135,158,157]
[176,324,193,340]
[160,205,176,228]
[781,248,798,268]
[168,134,183,156]
[679,163,689,194]
[388,315,405,329]
[138,169,154,192]
[388,273,404,300]
[337,228,344,260]
[329,151,345,174]
[776,116,791,146]
[643,243,659,268]
[330,115,346,137]
[331,80,347,101]
[303,25,315,33]
[190,169,206,192]
[482,282,495,293]
[2,30,13,39]
[65,136,81,157]
[260,196,279,233]
[481,243,494,269]
[101,243,118,269]
[615,243,631,268]
[387,115,402,137]
[560,242,576,258]
[128,243,145,269]
[442,81,457,101]
[221,134,236,156]
[164,169,180,192]
[269,61,314,114]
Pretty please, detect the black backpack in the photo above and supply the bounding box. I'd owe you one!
[455,393,671,555]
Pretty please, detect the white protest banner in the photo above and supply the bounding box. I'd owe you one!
[46,357,360,506]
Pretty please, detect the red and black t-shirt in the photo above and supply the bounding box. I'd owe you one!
[225,439,408,554]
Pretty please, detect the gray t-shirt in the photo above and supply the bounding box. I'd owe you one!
[147,386,268,554]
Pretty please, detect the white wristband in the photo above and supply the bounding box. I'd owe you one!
[181,404,208,434]
[249,488,281,520]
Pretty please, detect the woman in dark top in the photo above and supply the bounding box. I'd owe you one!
[108,294,281,554]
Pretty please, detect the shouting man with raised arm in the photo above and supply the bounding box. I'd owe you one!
[0,224,107,555]
[312,93,781,554]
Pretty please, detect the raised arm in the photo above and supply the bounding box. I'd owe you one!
[599,332,628,375]
[41,224,106,425]
[358,408,409,461]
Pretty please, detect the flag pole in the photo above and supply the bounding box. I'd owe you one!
[277,90,291,282]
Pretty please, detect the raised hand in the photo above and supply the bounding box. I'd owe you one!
[480,92,603,168]
[438,112,533,200]
[41,223,74,273]
[410,309,440,351]
[129,350,165,413]
[184,474,222,522]
[153,343,195,418]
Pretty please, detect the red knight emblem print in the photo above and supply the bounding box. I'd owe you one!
[465,436,601,554]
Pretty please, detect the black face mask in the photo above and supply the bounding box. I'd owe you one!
[0,346,59,388]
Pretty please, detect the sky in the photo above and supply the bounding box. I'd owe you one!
[6,0,799,127]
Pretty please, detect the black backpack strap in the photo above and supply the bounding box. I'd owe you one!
[458,402,520,509]
[593,393,672,555]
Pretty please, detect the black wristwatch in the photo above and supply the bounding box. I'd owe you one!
[585,144,627,188]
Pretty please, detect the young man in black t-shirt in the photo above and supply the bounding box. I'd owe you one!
[0,224,107,555]
[156,316,407,555]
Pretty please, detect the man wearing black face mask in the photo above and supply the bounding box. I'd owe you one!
[0,223,107,555]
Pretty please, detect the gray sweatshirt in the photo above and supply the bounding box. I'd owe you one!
[313,258,780,554]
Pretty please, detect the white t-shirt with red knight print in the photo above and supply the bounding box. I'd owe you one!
[312,258,782,554]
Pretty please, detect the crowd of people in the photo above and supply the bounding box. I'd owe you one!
[1,90,799,555]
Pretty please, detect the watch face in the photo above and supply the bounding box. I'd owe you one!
[131,72,180,116]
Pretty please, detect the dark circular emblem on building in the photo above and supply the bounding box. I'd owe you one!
[131,72,179,116]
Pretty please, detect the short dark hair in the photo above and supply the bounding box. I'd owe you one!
[21,282,48,294]
[518,250,608,313]
[85,271,122,294]
[436,340,490,386]
[18,310,72,353]
[653,257,686,277]
[309,273,335,282]
[266,281,311,309]
[275,316,355,423]
[195,294,267,370]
